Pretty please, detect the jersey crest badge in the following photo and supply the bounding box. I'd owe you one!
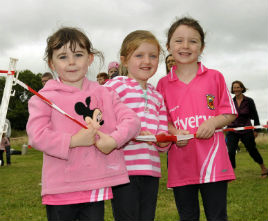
[206,94,215,110]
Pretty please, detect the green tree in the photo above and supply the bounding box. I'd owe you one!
[0,70,42,130]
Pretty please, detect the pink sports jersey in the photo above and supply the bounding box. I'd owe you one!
[105,76,169,177]
[157,63,237,187]
[42,187,112,205]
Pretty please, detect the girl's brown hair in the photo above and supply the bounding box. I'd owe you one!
[44,27,103,67]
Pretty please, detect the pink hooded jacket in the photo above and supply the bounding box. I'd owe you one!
[26,78,140,196]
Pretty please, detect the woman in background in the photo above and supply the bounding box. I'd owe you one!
[226,80,268,178]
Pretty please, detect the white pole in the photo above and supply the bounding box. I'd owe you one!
[0,58,18,143]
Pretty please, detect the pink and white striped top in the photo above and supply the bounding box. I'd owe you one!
[105,76,169,177]
[42,187,112,205]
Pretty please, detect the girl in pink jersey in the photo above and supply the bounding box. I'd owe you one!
[157,17,237,221]
[105,30,170,221]
[26,27,141,221]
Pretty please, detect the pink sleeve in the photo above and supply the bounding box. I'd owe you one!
[26,96,71,160]
[104,78,125,95]
[108,90,141,148]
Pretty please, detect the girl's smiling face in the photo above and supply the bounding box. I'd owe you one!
[168,25,204,65]
[123,42,159,89]
[49,42,93,89]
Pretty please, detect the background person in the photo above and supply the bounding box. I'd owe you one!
[0,133,10,166]
[41,72,53,86]
[226,80,268,178]
[96,72,109,85]
[165,54,175,74]
[107,61,119,79]
[3,119,11,165]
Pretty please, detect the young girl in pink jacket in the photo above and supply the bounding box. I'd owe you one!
[26,27,140,221]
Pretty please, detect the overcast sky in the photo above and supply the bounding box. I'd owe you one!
[1,0,267,124]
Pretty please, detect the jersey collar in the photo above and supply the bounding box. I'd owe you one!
[168,62,207,82]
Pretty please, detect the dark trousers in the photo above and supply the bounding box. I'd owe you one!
[173,181,228,221]
[0,146,11,166]
[0,150,4,166]
[46,201,104,221]
[5,146,11,165]
[226,131,263,168]
[112,175,159,221]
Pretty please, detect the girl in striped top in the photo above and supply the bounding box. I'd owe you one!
[105,30,170,221]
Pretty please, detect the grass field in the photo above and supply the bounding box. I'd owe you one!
[0,134,267,221]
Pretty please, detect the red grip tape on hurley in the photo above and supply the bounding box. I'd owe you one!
[155,134,177,142]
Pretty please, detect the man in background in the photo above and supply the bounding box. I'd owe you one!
[41,72,53,86]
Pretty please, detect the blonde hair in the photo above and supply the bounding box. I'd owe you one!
[120,30,163,66]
